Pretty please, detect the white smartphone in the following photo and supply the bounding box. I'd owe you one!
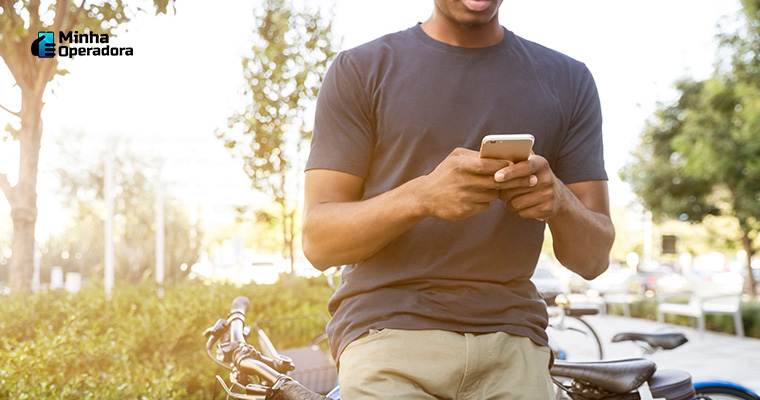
[479,134,535,162]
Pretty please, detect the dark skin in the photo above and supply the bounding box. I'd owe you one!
[302,0,615,280]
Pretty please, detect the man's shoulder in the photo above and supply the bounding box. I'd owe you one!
[340,25,419,62]
[510,32,588,72]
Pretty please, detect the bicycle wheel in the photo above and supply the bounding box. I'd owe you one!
[696,386,760,400]
[546,315,603,361]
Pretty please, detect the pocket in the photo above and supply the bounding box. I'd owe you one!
[344,328,392,352]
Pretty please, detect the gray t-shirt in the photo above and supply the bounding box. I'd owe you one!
[306,24,607,361]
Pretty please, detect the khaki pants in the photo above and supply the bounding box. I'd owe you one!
[338,329,554,400]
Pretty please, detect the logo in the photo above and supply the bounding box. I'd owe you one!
[31,32,56,58]
[30,30,134,59]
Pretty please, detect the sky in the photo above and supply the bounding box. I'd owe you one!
[0,0,745,240]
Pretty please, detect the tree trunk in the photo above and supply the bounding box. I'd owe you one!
[7,90,43,291]
[741,233,757,298]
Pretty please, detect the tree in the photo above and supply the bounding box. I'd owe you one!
[217,0,337,273]
[0,0,176,291]
[621,0,760,296]
[42,138,200,284]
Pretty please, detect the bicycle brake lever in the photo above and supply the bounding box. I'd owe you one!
[203,318,229,339]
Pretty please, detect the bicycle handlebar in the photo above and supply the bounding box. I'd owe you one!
[205,296,330,400]
[269,379,331,400]
[229,296,250,344]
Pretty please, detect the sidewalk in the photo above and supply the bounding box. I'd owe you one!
[583,314,760,393]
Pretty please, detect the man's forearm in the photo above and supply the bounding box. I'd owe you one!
[547,183,615,280]
[303,149,512,270]
[302,178,427,271]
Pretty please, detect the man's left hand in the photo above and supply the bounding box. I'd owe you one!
[493,154,567,221]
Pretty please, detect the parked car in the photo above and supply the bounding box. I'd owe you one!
[687,269,744,295]
[531,263,568,305]
[585,263,633,296]
[627,266,687,296]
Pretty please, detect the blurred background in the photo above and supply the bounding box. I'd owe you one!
[2,0,756,295]
[2,0,760,398]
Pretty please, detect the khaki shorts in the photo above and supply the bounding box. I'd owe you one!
[338,328,554,400]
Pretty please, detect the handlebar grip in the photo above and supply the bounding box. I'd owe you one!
[229,296,250,344]
[269,379,329,400]
[230,296,250,315]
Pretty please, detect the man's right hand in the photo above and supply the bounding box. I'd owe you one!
[415,148,511,221]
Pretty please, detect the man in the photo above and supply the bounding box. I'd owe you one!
[302,0,615,398]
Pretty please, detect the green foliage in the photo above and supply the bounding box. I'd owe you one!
[0,277,333,399]
[741,299,760,337]
[217,0,338,266]
[620,2,760,295]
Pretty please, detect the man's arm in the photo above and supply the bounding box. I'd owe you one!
[495,155,614,279]
[546,180,614,279]
[301,169,426,271]
[302,148,510,270]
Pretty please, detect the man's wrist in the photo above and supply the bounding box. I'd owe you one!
[404,176,433,219]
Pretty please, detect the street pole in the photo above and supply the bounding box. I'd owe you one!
[643,210,653,271]
[104,149,114,295]
[155,160,165,290]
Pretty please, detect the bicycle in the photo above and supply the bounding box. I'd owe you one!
[203,296,333,400]
[206,296,707,400]
[547,294,604,361]
[611,329,760,400]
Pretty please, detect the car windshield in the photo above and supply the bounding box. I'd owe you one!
[532,268,554,280]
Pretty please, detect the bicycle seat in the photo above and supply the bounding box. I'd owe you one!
[565,307,600,317]
[550,358,657,394]
[611,331,687,350]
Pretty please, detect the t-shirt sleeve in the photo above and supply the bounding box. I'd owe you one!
[552,64,608,184]
[305,52,375,178]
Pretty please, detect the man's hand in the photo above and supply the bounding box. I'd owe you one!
[417,148,511,221]
[492,154,565,221]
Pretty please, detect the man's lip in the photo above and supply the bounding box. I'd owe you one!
[461,0,493,12]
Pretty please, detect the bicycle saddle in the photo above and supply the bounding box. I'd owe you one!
[611,331,688,350]
[550,358,657,394]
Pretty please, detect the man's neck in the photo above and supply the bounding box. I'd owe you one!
[420,16,504,48]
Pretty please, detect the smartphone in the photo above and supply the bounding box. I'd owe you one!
[479,134,535,162]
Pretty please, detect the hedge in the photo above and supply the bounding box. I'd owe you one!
[0,277,333,399]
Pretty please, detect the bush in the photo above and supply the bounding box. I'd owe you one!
[0,277,333,399]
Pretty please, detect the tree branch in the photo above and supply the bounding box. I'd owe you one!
[34,0,73,93]
[64,0,88,34]
[0,103,20,117]
[29,0,42,35]
[50,0,70,35]
[0,173,13,205]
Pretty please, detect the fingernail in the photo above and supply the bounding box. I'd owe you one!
[495,172,505,182]
[529,175,538,186]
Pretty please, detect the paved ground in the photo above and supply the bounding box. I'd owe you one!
[580,314,760,394]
